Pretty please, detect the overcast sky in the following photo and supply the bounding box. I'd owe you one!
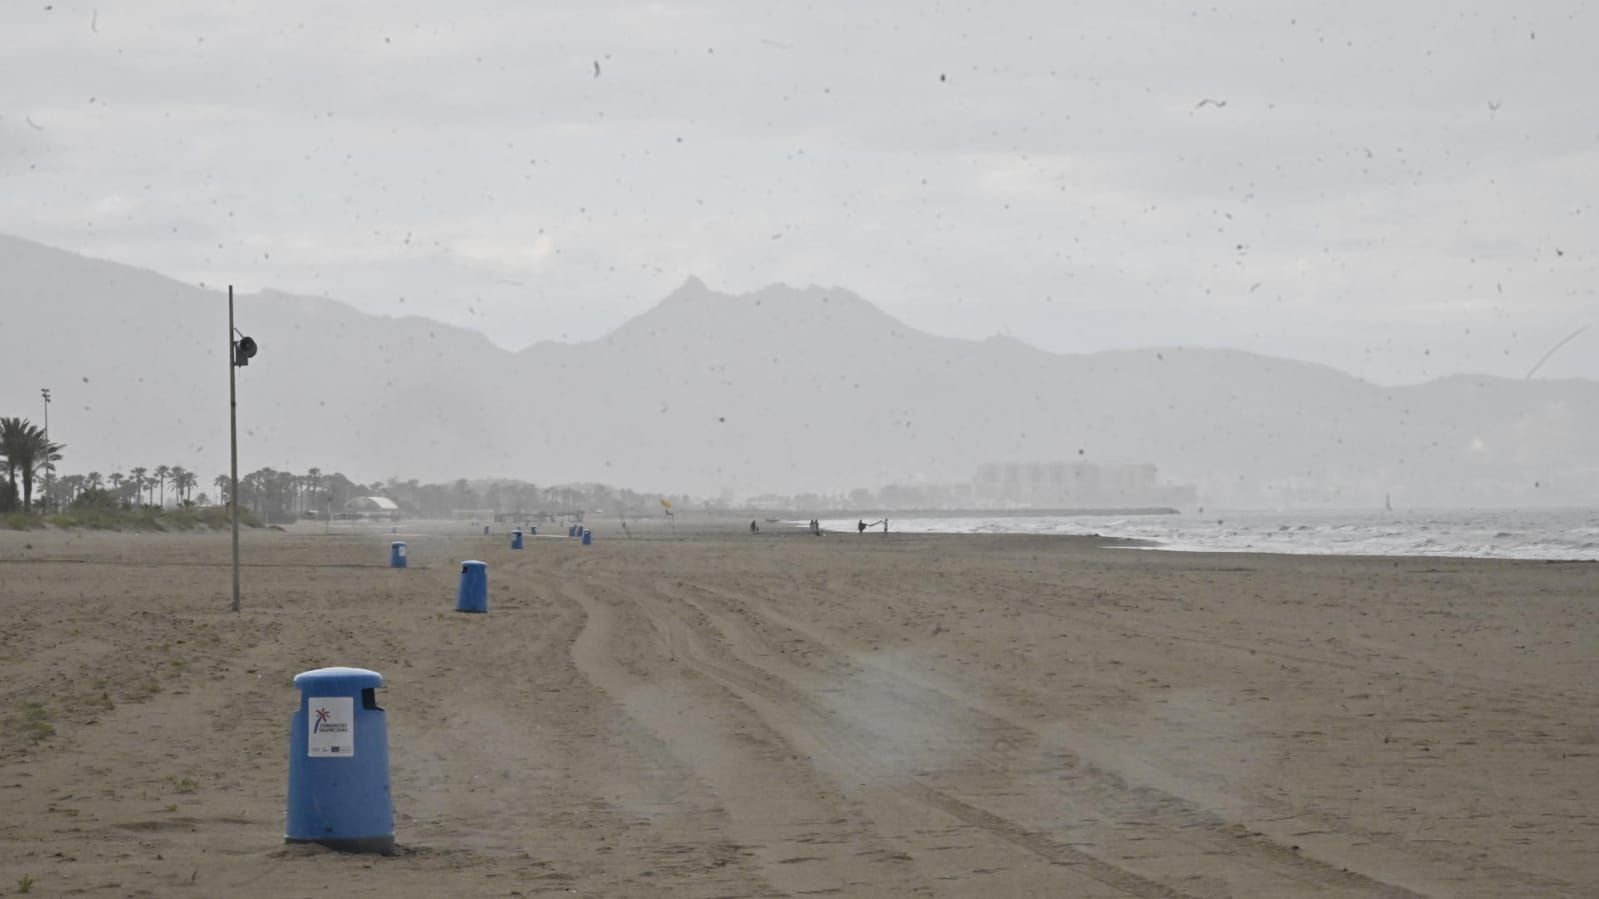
[3,0,1595,383]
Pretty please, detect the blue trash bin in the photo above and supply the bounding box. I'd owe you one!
[581,529,593,546]
[285,666,394,855]
[483,525,490,536]
[457,560,488,613]
[510,529,524,550]
[389,541,407,569]
[567,525,576,538]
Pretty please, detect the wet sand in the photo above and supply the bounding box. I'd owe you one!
[1,521,1595,897]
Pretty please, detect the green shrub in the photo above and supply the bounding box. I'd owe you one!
[69,486,120,511]
[6,506,258,531]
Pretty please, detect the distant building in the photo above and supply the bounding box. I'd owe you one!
[345,496,402,521]
[973,461,1196,509]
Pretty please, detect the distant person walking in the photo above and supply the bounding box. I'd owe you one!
[857,519,867,534]
[750,520,760,534]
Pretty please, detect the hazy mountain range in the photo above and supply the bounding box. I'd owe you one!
[2,233,1595,507]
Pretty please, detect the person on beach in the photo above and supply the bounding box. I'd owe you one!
[858,519,867,534]
[750,520,760,533]
[883,518,889,533]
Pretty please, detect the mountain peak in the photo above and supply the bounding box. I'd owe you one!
[608,278,917,350]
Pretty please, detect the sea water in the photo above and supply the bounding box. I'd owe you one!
[809,508,1599,561]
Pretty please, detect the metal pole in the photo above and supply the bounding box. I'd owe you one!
[230,286,241,613]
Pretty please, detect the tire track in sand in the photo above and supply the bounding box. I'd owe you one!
[707,581,1579,896]
[558,562,932,897]
[555,551,1205,899]
[659,577,1440,898]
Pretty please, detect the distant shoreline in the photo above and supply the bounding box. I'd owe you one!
[770,507,1181,519]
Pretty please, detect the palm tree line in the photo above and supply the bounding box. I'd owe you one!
[6,417,685,522]
[228,467,353,524]
[209,471,673,524]
[0,415,224,515]
[33,464,204,512]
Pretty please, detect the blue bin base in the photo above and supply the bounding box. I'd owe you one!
[285,834,397,856]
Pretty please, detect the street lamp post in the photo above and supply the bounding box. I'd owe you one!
[228,286,258,613]
[40,388,51,513]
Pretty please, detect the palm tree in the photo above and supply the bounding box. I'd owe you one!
[277,471,300,520]
[129,467,148,507]
[21,432,61,512]
[171,467,197,505]
[214,474,231,506]
[242,468,271,520]
[0,417,26,510]
[153,465,171,508]
[108,472,127,504]
[0,419,64,512]
[86,471,104,490]
[57,474,85,506]
[305,468,323,516]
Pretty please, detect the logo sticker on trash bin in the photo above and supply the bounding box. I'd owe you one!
[307,697,354,758]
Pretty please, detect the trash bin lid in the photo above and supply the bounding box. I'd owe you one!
[293,666,384,693]
[461,559,486,568]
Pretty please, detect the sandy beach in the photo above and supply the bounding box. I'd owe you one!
[1,522,1595,897]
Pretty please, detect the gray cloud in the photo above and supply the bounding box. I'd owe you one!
[2,0,1594,382]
